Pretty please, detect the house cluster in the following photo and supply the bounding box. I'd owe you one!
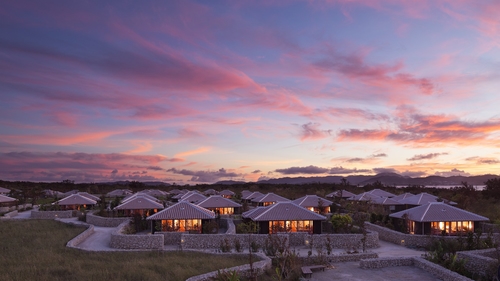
[326,189,488,235]
[34,186,490,237]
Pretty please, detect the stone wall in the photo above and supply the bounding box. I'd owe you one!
[457,248,500,278]
[303,232,379,250]
[301,251,378,264]
[185,252,272,281]
[31,210,73,219]
[3,210,18,218]
[86,212,130,227]
[66,224,95,248]
[366,222,500,249]
[110,221,163,250]
[412,257,473,281]
[360,257,414,268]
[159,231,378,251]
[360,257,473,281]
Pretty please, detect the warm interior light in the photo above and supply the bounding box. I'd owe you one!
[439,222,444,230]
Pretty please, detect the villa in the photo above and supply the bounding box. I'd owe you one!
[367,189,396,198]
[398,192,457,208]
[292,195,333,214]
[196,195,242,215]
[0,187,11,195]
[219,189,235,199]
[242,201,326,234]
[147,201,215,233]
[114,194,164,216]
[251,192,290,206]
[389,202,489,235]
[54,193,97,210]
[326,189,356,199]
[106,189,133,197]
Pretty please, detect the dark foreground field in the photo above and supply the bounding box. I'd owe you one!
[0,220,251,281]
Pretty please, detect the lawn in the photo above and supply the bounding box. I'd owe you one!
[0,220,253,281]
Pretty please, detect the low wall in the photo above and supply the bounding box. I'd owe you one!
[0,207,9,213]
[413,257,473,281]
[302,232,379,250]
[110,221,163,250]
[457,248,500,278]
[66,224,95,248]
[360,256,414,268]
[159,231,378,251]
[360,256,473,281]
[185,252,272,281]
[366,222,500,249]
[3,210,18,218]
[301,251,378,264]
[86,212,130,227]
[31,210,73,219]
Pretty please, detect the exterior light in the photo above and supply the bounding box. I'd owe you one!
[401,240,405,245]
[305,239,310,246]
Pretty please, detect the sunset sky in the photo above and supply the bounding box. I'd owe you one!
[1,0,500,184]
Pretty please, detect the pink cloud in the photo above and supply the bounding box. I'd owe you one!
[299,122,332,141]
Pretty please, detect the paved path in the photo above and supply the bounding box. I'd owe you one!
[311,261,440,281]
[75,225,116,251]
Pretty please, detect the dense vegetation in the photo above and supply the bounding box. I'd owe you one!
[0,220,252,281]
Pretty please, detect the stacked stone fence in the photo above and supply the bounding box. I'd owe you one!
[31,210,73,219]
[3,210,18,218]
[457,248,500,279]
[300,251,378,265]
[185,252,272,281]
[110,221,163,250]
[0,204,33,214]
[366,222,500,249]
[159,231,378,250]
[66,224,95,248]
[360,257,473,281]
[482,223,500,233]
[86,211,130,227]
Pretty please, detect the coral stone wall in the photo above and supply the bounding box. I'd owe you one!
[66,224,95,248]
[86,212,130,227]
[185,252,272,281]
[3,210,18,218]
[360,257,473,281]
[366,222,500,249]
[110,221,163,250]
[31,210,73,219]
[457,248,499,278]
[159,231,378,250]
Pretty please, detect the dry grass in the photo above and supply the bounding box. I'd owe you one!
[0,220,252,281]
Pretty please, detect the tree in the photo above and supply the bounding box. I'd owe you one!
[483,178,500,199]
[330,214,352,233]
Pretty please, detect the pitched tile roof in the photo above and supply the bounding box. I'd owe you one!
[242,191,264,200]
[196,195,242,208]
[241,190,252,198]
[203,189,218,195]
[251,193,290,203]
[348,192,382,201]
[168,189,184,195]
[326,190,356,199]
[78,192,100,201]
[106,189,133,197]
[146,201,215,220]
[367,189,396,198]
[371,196,403,205]
[292,195,333,207]
[398,192,456,205]
[123,192,158,203]
[140,189,168,197]
[0,187,11,194]
[391,193,415,202]
[0,194,17,203]
[242,202,326,221]
[180,191,207,203]
[114,195,164,210]
[390,202,489,222]
[55,194,97,205]
[219,189,235,196]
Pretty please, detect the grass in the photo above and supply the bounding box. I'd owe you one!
[0,220,253,281]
